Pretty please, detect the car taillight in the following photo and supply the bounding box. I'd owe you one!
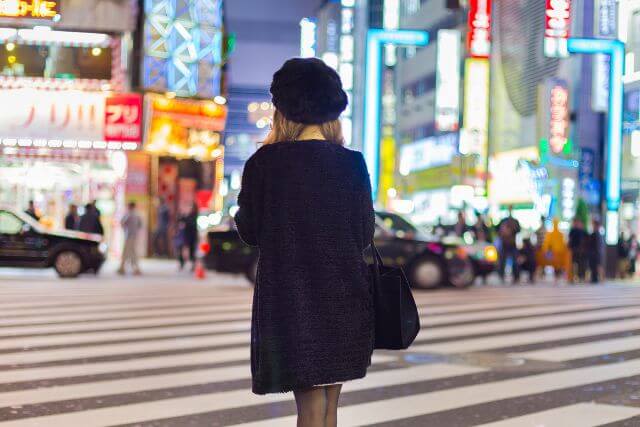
[484,246,498,263]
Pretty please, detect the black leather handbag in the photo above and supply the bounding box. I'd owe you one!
[370,242,421,350]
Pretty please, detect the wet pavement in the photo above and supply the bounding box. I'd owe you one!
[0,262,640,426]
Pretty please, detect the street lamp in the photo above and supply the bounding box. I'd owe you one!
[363,29,429,200]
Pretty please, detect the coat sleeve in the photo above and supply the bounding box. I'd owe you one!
[234,156,260,246]
[356,152,375,250]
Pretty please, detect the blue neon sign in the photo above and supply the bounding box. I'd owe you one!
[567,37,625,244]
[363,29,429,200]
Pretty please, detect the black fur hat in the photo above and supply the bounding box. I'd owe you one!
[270,58,348,125]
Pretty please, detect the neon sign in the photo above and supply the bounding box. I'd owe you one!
[364,29,429,199]
[0,0,59,19]
[544,0,571,57]
[467,0,491,58]
[549,84,569,153]
[567,37,625,244]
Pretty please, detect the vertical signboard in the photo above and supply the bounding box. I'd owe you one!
[544,0,572,58]
[467,0,491,58]
[105,94,143,143]
[300,18,317,58]
[435,29,461,132]
[548,82,570,154]
[592,0,617,112]
[461,58,490,189]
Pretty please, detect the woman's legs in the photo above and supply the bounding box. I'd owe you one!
[325,385,342,427]
[293,387,327,427]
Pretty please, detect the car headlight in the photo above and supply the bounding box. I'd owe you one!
[98,243,108,254]
[484,245,498,263]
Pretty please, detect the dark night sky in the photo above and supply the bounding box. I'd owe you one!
[226,0,323,88]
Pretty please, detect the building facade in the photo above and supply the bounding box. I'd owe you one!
[395,0,466,225]
[139,0,227,251]
[0,0,143,256]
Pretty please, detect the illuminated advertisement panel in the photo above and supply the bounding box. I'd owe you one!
[399,133,458,176]
[0,0,60,19]
[300,17,317,58]
[144,93,227,160]
[467,0,491,58]
[592,0,617,112]
[143,0,223,98]
[461,58,489,157]
[0,89,142,149]
[544,0,571,58]
[548,81,570,154]
[435,29,461,132]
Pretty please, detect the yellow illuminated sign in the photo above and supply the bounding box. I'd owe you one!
[0,0,59,19]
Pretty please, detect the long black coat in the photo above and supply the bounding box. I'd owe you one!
[235,139,376,394]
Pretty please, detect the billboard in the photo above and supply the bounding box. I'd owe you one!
[144,93,227,161]
[435,30,461,132]
[0,89,142,147]
[399,133,458,176]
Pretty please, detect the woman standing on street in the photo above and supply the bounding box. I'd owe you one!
[234,58,376,427]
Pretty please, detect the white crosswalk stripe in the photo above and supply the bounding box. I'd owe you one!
[0,280,640,426]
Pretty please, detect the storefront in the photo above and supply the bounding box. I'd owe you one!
[0,89,143,255]
[622,87,640,237]
[143,93,227,251]
[0,0,141,258]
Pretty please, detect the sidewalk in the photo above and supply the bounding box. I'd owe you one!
[0,258,252,288]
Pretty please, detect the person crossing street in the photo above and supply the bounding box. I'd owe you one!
[118,201,143,276]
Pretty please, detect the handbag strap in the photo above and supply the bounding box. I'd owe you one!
[371,241,384,268]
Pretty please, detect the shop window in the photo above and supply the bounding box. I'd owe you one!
[0,44,112,80]
[0,211,23,235]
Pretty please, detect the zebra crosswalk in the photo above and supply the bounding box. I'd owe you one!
[1,278,640,426]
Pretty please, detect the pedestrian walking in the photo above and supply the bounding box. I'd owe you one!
[473,213,491,242]
[234,58,375,425]
[152,197,170,257]
[617,233,630,278]
[541,218,570,282]
[586,219,603,283]
[518,237,537,283]
[629,234,638,276]
[118,201,142,275]
[497,205,521,283]
[177,203,198,271]
[64,204,79,230]
[454,211,468,238]
[78,203,104,236]
[568,217,588,282]
[24,200,40,221]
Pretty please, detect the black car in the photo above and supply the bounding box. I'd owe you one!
[0,206,106,278]
[205,211,497,289]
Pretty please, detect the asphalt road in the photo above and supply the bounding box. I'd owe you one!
[0,261,640,426]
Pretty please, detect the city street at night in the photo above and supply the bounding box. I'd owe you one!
[1,0,640,425]
[0,265,640,426]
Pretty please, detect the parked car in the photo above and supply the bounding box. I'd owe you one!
[205,211,497,289]
[0,206,106,278]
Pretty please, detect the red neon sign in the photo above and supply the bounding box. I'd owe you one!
[549,84,569,154]
[545,0,571,40]
[467,0,491,58]
[105,94,142,142]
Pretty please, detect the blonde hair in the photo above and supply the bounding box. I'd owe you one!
[263,110,344,145]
